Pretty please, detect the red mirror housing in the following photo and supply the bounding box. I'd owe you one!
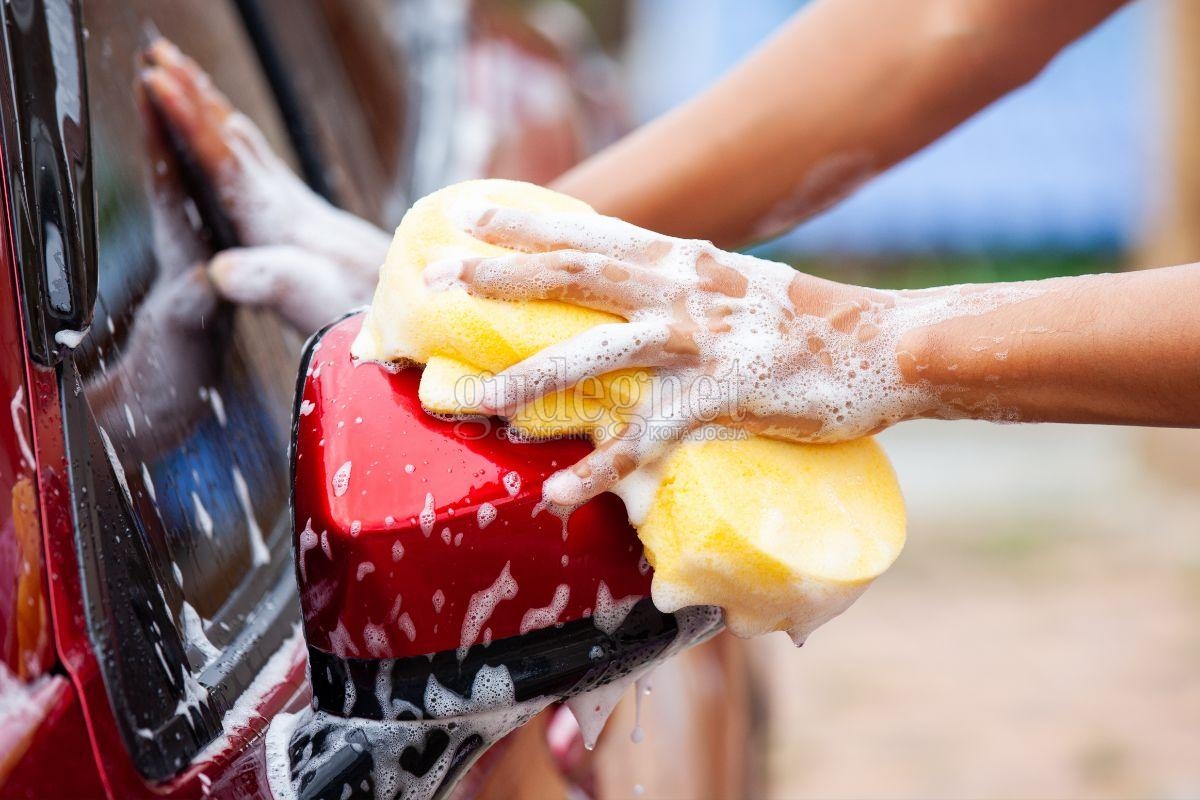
[292,313,656,663]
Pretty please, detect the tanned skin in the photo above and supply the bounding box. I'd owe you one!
[553,0,1130,248]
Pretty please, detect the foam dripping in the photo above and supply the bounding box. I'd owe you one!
[567,606,720,751]
[266,603,721,800]
[565,678,628,751]
[267,665,552,800]
[631,671,653,744]
[457,561,518,659]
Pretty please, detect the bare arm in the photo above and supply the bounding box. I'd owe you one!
[430,207,1200,507]
[140,39,392,335]
[900,267,1200,427]
[554,0,1128,248]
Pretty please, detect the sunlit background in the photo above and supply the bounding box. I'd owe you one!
[529,1,1200,797]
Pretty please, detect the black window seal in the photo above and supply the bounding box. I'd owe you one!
[232,0,336,204]
[0,0,98,366]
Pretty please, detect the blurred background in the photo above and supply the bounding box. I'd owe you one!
[510,0,1200,797]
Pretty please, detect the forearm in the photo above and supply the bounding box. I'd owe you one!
[898,266,1200,427]
[554,0,1125,249]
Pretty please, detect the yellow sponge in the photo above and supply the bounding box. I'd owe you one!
[353,179,906,642]
[352,180,639,437]
[639,435,905,643]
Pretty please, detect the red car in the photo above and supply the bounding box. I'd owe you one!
[0,1,633,797]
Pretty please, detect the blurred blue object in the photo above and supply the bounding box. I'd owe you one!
[626,0,1158,253]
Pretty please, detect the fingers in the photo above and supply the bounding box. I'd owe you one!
[462,205,675,265]
[139,38,391,329]
[141,64,276,182]
[149,266,221,331]
[479,321,674,417]
[541,384,702,508]
[139,38,312,241]
[209,246,370,334]
[426,251,673,317]
[126,268,219,362]
[140,39,238,175]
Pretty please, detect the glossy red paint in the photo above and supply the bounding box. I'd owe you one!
[0,676,106,798]
[0,142,105,798]
[293,314,652,660]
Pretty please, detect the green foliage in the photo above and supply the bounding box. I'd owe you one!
[768,250,1125,290]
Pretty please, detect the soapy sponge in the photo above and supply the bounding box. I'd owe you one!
[353,179,906,642]
[352,180,637,438]
[640,435,904,642]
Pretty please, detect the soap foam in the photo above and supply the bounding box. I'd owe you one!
[593,581,640,636]
[567,605,721,749]
[141,463,157,503]
[363,623,391,657]
[268,684,551,800]
[232,466,270,566]
[474,219,1042,452]
[267,605,721,800]
[297,518,318,583]
[179,601,219,665]
[459,214,1041,639]
[419,493,436,537]
[518,584,570,634]
[332,461,352,498]
[397,613,417,642]
[448,197,1043,458]
[97,426,132,507]
[369,181,981,645]
[631,671,651,744]
[458,562,518,659]
[565,676,627,751]
[192,491,214,539]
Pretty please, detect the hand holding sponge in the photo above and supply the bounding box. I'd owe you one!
[352,179,905,643]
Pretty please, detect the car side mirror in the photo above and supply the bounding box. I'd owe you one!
[281,311,722,798]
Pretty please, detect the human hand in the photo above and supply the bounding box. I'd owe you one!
[425,206,955,506]
[139,38,391,334]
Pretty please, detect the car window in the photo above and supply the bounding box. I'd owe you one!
[258,0,482,223]
[249,0,410,227]
[65,0,306,778]
[61,0,608,781]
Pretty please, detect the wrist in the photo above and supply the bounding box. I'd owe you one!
[888,288,962,423]
[887,282,1044,424]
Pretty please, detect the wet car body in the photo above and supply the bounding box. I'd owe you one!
[0,1,602,797]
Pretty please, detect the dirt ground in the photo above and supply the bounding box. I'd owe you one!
[752,422,1200,800]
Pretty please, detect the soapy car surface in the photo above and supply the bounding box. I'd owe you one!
[354,179,907,643]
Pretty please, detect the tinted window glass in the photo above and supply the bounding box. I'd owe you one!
[82,0,298,612]
[248,0,410,226]
[66,0,303,777]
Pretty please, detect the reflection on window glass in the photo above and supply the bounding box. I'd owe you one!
[253,0,410,226]
[79,0,299,619]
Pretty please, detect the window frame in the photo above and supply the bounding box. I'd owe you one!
[39,0,322,779]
